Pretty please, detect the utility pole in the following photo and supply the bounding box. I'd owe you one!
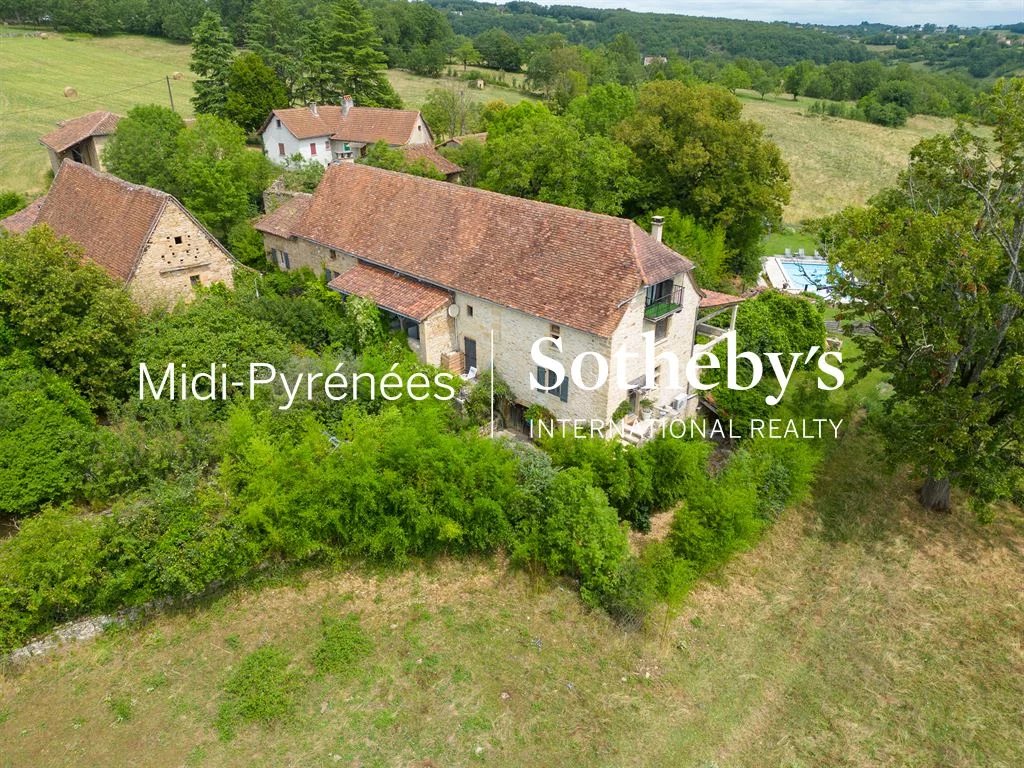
[166,75,175,112]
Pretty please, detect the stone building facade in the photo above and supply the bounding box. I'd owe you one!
[0,160,236,308]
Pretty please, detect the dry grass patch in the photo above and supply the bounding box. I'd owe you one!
[739,93,967,223]
[3,423,1022,767]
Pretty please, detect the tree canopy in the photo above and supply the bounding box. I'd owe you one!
[820,77,1024,512]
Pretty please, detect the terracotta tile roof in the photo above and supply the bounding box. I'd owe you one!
[267,105,426,145]
[257,194,312,238]
[329,263,451,321]
[0,198,45,234]
[442,132,487,147]
[257,163,693,337]
[398,144,462,176]
[698,289,745,308]
[39,111,120,153]
[1,161,229,284]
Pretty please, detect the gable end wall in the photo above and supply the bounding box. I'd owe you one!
[129,202,235,308]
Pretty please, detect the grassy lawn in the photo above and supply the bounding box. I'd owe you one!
[738,90,966,224]
[0,33,196,196]
[763,228,820,256]
[2,415,1021,767]
[386,68,535,110]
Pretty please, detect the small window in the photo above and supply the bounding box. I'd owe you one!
[534,366,569,403]
[549,323,560,339]
[309,142,317,156]
[277,142,286,157]
[282,251,291,269]
[324,267,338,282]
[654,316,670,341]
[190,275,201,288]
[466,305,474,317]
[276,119,281,129]
[329,249,338,260]
[173,235,182,245]
[269,248,279,267]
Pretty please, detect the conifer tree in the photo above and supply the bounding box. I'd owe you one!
[190,10,234,116]
[302,0,401,108]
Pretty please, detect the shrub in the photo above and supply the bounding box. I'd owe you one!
[216,645,301,739]
[312,614,373,676]
[0,508,103,651]
[97,475,262,609]
[0,355,97,516]
[641,433,712,510]
[669,455,762,573]
[540,434,655,530]
[746,437,819,520]
[539,468,630,605]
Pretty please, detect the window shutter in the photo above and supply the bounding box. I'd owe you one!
[559,376,569,402]
[535,366,546,391]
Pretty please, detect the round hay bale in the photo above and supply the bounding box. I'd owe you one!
[171,71,184,80]
[39,32,48,39]
[63,86,78,98]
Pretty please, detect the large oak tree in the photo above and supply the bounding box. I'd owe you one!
[820,78,1024,512]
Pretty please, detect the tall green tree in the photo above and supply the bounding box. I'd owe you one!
[245,0,308,103]
[0,228,140,408]
[480,103,638,216]
[820,78,1024,512]
[190,10,234,116]
[302,0,400,108]
[421,85,480,141]
[617,80,790,278]
[819,81,1024,514]
[224,52,289,133]
[170,115,275,239]
[102,105,186,191]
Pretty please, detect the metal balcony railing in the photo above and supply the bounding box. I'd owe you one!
[644,285,684,321]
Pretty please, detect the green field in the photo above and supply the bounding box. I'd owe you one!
[0,33,196,195]
[1,417,1021,767]
[737,90,966,223]
[0,34,974,224]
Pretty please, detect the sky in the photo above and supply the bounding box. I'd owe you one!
[534,1,1024,27]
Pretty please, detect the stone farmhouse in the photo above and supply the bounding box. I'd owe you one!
[0,161,236,307]
[256,163,740,428]
[261,96,432,166]
[39,110,120,174]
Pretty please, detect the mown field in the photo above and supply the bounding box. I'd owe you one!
[0,32,196,195]
[2,413,1022,768]
[736,90,966,223]
[2,33,968,224]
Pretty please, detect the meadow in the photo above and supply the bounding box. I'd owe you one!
[2,33,965,225]
[737,90,965,223]
[0,32,196,195]
[1,418,1021,767]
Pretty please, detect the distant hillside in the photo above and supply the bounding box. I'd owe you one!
[428,0,871,65]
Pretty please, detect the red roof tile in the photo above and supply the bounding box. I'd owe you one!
[1,161,228,284]
[257,163,693,337]
[398,144,462,176]
[0,198,44,234]
[258,194,312,238]
[268,105,427,145]
[698,289,745,308]
[329,263,451,321]
[39,111,120,153]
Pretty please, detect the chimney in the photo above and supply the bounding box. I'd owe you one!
[308,101,318,117]
[651,215,664,243]
[342,94,353,117]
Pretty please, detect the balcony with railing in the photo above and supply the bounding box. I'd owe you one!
[644,283,685,322]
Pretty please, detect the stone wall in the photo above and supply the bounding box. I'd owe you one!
[129,202,235,308]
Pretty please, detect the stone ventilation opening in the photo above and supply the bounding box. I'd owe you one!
[173,236,183,245]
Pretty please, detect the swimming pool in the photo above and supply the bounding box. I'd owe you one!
[780,259,829,289]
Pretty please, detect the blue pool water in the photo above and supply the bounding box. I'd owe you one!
[780,259,830,291]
